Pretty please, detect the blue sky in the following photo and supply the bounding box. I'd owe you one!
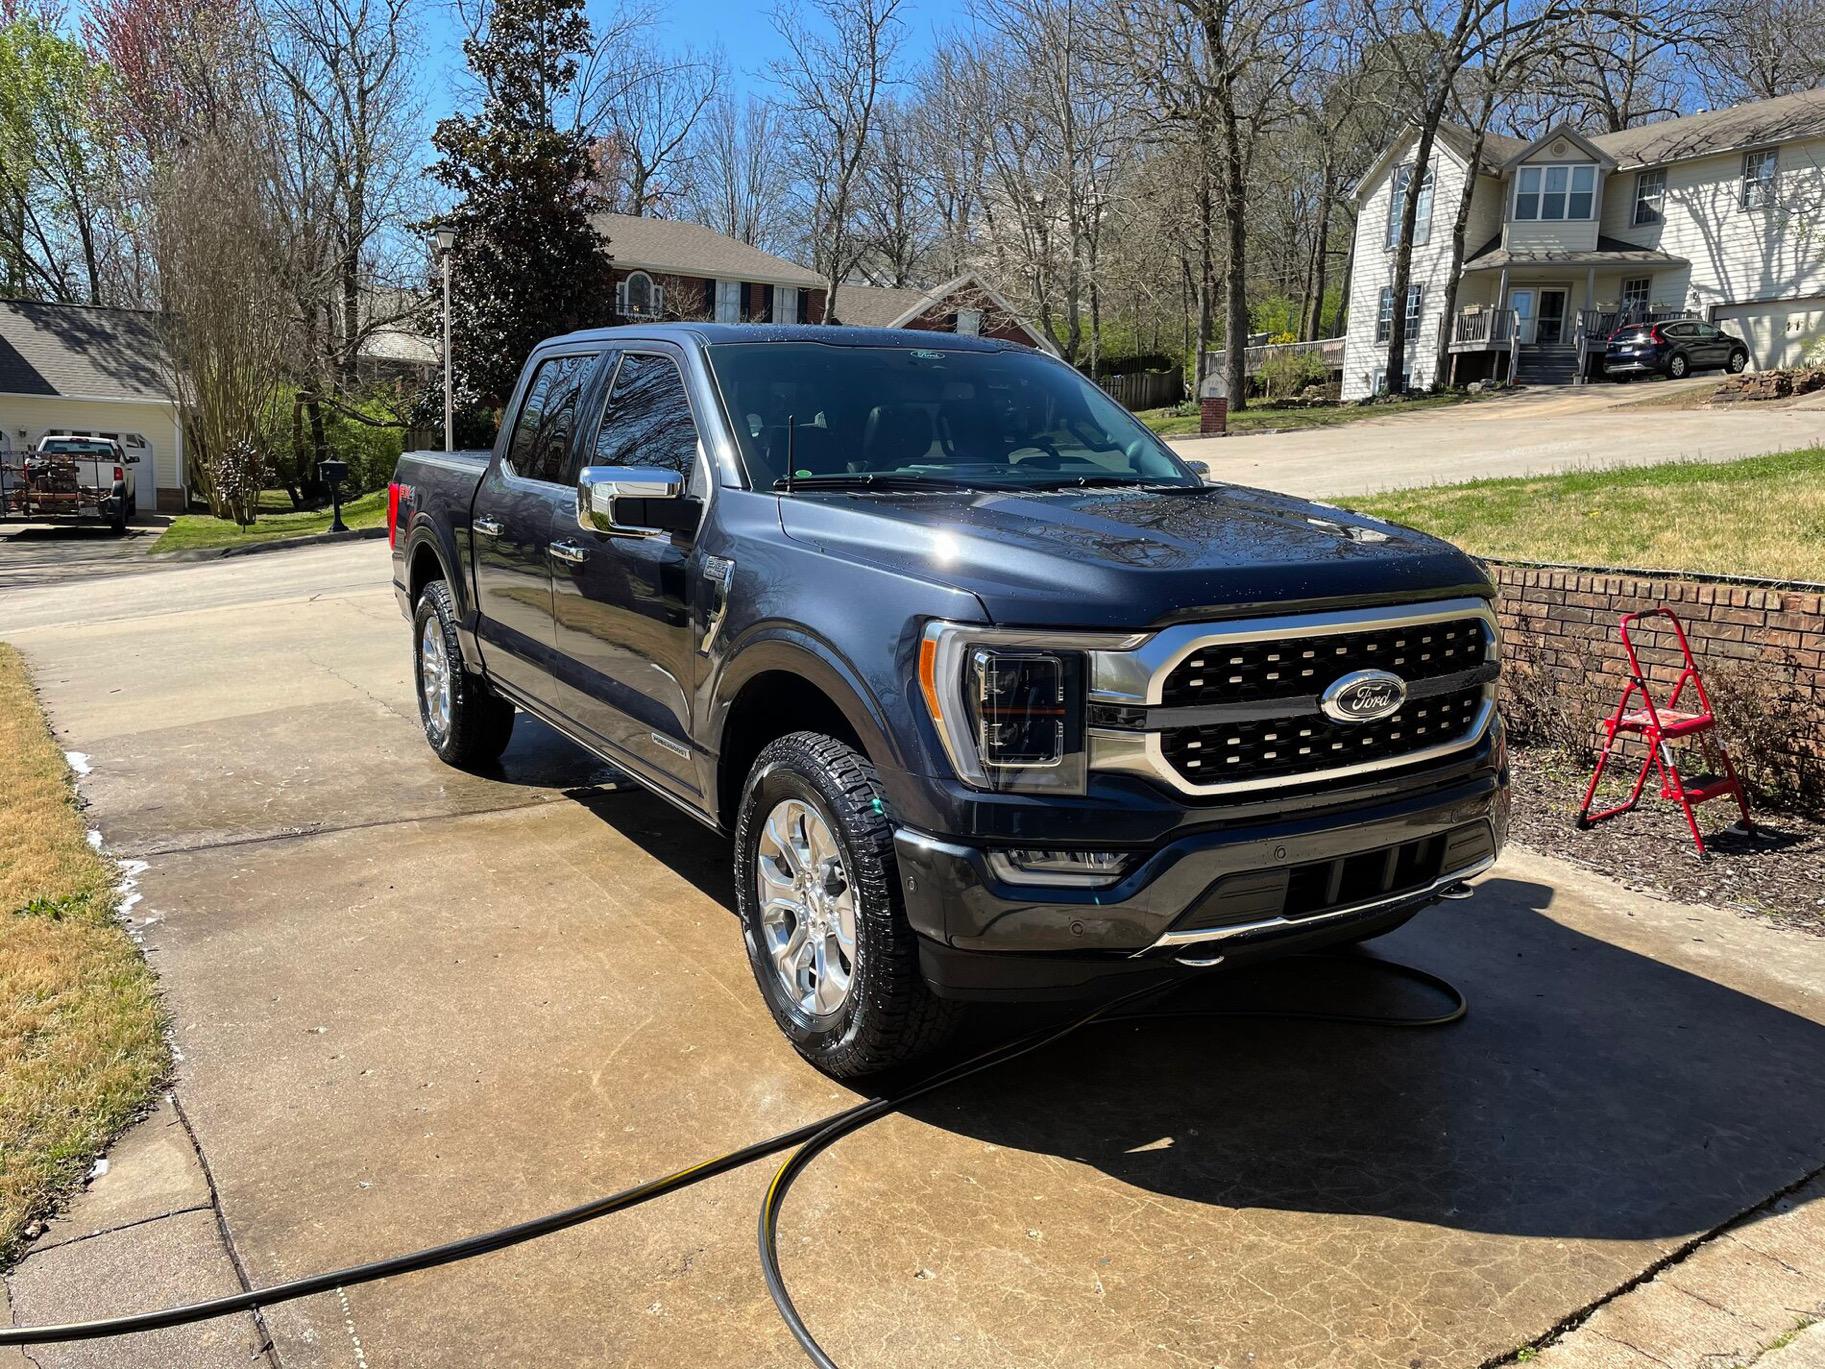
[414,0,974,153]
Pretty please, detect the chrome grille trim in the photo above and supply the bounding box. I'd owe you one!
[1087,597,1500,798]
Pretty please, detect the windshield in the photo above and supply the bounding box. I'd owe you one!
[705,342,1197,491]
[41,441,113,456]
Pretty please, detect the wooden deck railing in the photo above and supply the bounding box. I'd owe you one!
[1200,336,1345,387]
[1448,308,1518,349]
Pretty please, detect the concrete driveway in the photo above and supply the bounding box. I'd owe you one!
[1170,381,1825,499]
[6,544,1825,1368]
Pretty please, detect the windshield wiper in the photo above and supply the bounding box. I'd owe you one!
[772,472,1010,493]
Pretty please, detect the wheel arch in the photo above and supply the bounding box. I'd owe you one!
[712,636,907,831]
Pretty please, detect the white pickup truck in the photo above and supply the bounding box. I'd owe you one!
[0,435,139,534]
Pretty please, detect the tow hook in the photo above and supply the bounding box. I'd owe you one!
[1437,881,1476,901]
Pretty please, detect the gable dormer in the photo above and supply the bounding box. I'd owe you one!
[1501,125,1616,255]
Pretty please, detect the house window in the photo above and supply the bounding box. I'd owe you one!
[956,308,982,336]
[1633,169,1665,225]
[1385,163,1434,249]
[1370,368,1388,395]
[777,287,799,324]
[1742,149,1776,209]
[617,270,660,318]
[1375,285,1421,342]
[714,279,742,324]
[1514,164,1596,221]
[1620,277,1651,319]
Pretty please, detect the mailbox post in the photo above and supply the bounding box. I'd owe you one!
[318,458,350,533]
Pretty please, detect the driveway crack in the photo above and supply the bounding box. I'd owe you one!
[170,1093,282,1368]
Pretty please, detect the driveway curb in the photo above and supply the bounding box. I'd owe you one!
[152,526,386,563]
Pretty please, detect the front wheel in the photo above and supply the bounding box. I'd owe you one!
[734,732,960,1079]
[1667,352,1689,379]
[412,579,515,768]
[1728,349,1748,373]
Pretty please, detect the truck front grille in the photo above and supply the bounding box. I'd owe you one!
[1159,684,1486,785]
[1159,616,1486,708]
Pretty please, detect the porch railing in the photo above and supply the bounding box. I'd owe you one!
[1449,308,1518,349]
[1200,336,1346,394]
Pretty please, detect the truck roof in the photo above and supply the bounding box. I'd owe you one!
[540,322,1028,354]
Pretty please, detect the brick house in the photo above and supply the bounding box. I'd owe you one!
[591,214,827,327]
[830,272,1057,353]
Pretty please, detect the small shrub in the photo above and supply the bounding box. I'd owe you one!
[1256,348,1329,402]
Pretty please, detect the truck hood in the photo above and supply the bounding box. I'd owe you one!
[776,484,1490,628]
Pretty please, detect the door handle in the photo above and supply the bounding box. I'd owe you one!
[473,516,503,538]
[548,539,588,566]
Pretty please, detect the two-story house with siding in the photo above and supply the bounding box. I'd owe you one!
[1342,87,1825,399]
[591,213,828,327]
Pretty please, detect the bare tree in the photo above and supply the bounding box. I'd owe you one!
[264,0,425,387]
[152,124,300,522]
[907,48,994,280]
[1114,0,1310,408]
[769,0,906,320]
[684,92,789,250]
[853,99,939,286]
[1695,0,1825,102]
[594,38,718,214]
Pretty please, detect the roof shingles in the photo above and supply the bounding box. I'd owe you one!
[0,300,170,402]
[591,214,824,289]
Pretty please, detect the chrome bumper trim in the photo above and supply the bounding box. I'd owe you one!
[1131,854,1497,957]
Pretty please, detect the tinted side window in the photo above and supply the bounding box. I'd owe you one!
[592,354,700,479]
[506,353,596,483]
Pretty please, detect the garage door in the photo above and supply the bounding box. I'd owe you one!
[1712,297,1825,371]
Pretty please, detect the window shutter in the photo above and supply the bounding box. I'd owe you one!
[653,282,665,316]
[615,279,627,316]
[763,284,775,322]
[704,278,717,316]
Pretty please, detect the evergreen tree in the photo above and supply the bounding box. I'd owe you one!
[426,0,614,415]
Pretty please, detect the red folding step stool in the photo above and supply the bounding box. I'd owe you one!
[1574,607,1753,859]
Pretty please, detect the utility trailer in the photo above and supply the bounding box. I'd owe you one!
[0,437,132,534]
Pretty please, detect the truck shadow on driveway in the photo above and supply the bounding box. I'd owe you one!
[571,782,1825,1245]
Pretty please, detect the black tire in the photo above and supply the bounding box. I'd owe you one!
[1667,352,1689,379]
[108,509,127,535]
[734,731,960,1079]
[1728,349,1748,374]
[412,579,515,768]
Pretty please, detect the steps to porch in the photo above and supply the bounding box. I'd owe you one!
[1514,343,1580,385]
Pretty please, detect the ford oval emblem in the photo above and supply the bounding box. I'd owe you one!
[1320,669,1407,724]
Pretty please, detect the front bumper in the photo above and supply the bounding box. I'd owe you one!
[895,745,1508,1000]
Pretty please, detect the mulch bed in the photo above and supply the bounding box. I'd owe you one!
[1509,746,1825,936]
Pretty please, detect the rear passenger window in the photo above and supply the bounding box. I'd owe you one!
[591,353,701,481]
[506,353,596,483]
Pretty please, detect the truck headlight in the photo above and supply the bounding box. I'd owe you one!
[919,623,1091,794]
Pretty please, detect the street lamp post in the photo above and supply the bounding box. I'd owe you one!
[434,225,456,453]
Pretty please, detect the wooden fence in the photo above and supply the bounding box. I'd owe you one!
[1095,367,1184,412]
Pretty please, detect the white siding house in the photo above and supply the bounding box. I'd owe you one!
[0,300,185,511]
[1343,88,1825,399]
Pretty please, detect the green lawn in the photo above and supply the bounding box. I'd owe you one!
[1351,448,1825,583]
[1140,393,1467,438]
[1,645,166,1262]
[152,488,388,553]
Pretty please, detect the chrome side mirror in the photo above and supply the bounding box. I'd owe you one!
[577,465,687,535]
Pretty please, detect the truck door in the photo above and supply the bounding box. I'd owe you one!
[547,349,704,794]
[471,348,603,706]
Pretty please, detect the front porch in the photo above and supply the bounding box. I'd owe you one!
[1443,240,1692,385]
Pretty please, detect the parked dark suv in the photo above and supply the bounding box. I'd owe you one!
[390,325,1508,1077]
[1605,319,1749,380]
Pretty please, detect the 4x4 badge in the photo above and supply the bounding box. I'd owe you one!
[1320,669,1407,724]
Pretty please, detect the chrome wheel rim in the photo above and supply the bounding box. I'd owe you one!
[419,617,452,743]
[755,798,856,1017]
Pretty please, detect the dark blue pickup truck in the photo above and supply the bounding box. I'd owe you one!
[390,324,1508,1076]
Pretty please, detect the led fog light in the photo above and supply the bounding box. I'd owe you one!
[985,847,1133,887]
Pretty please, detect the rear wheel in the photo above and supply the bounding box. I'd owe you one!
[735,731,959,1079]
[1667,352,1689,379]
[412,579,515,768]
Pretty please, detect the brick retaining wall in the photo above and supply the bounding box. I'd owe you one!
[1486,562,1825,803]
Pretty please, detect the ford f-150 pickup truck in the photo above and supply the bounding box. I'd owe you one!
[390,324,1508,1077]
